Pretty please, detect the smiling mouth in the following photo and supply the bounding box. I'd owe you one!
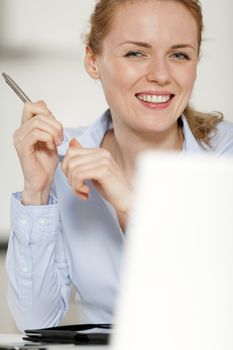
[135,93,175,104]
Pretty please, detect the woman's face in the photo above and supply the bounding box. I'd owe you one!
[90,0,199,135]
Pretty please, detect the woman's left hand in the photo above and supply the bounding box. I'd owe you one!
[62,138,133,231]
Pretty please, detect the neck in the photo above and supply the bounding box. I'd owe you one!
[102,119,184,181]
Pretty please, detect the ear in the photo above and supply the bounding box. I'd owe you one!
[84,46,100,80]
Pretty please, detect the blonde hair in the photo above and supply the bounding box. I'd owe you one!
[85,0,223,146]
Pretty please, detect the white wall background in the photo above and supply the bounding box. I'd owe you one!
[0,0,232,240]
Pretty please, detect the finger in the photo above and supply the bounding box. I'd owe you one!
[64,151,111,180]
[72,182,90,198]
[67,161,102,195]
[75,191,89,200]
[62,145,111,176]
[15,115,63,148]
[69,163,110,195]
[75,184,90,194]
[22,100,51,124]
[69,138,82,148]
[62,147,99,176]
[17,129,56,154]
[38,113,64,142]
[27,114,63,145]
[68,169,90,194]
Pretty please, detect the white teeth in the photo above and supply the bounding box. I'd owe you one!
[137,94,171,103]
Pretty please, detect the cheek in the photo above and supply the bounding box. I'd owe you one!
[179,68,197,92]
[171,63,197,92]
[100,58,140,91]
[98,62,133,109]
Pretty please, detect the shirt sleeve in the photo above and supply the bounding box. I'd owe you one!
[5,191,72,332]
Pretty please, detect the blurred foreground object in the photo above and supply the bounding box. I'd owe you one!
[112,152,233,350]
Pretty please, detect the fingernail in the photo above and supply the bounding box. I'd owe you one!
[69,138,79,148]
[80,193,89,200]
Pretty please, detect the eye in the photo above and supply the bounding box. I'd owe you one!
[171,52,191,61]
[124,50,145,58]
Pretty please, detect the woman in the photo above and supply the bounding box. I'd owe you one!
[6,0,233,331]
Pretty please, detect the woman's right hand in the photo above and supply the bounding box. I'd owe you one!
[14,100,64,205]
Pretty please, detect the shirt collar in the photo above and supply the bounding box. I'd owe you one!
[78,109,113,148]
[58,109,112,158]
[181,115,205,154]
[58,109,205,157]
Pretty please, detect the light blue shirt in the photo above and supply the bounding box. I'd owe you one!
[6,110,233,332]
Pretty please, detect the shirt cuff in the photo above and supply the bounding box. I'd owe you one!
[11,192,60,244]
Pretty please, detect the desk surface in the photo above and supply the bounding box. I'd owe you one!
[0,334,22,343]
[0,334,109,349]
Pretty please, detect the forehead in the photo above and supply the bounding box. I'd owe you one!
[102,0,198,49]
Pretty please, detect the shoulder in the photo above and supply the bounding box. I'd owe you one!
[210,120,233,155]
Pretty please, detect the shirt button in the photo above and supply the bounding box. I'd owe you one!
[38,218,47,225]
[20,217,28,226]
[21,266,28,273]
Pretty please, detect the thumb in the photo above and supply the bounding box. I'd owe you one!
[69,138,82,148]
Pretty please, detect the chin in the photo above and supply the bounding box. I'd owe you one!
[134,114,179,134]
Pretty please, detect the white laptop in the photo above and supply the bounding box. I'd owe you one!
[111,152,233,350]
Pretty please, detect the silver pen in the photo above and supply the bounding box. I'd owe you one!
[2,72,31,103]
[2,72,65,151]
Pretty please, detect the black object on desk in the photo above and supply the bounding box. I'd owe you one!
[0,345,46,350]
[23,324,112,345]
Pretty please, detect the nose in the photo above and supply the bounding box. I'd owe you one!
[146,55,171,85]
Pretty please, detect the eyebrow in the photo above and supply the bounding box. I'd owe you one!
[119,41,196,50]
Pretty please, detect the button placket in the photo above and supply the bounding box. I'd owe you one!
[38,218,47,225]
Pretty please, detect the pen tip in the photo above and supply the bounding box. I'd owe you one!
[2,72,7,80]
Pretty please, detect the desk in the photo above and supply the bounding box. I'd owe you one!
[0,334,109,349]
